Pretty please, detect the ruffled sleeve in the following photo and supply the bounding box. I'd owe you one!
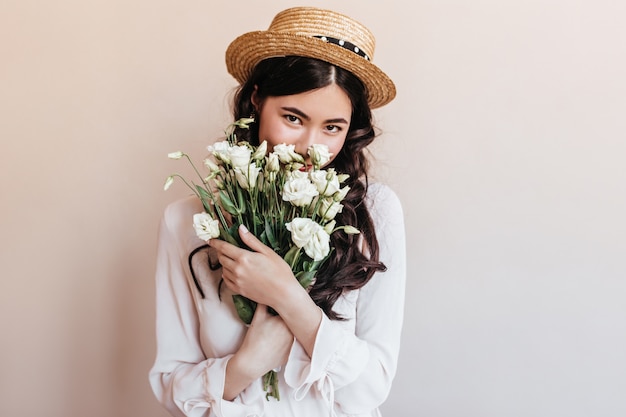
[149,199,266,417]
[283,184,406,415]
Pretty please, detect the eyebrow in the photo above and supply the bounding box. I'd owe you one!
[281,106,349,125]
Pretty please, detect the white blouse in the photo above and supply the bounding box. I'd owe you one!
[149,183,406,417]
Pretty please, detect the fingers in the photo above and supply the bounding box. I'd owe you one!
[208,225,269,257]
[238,224,273,255]
[208,225,279,298]
[208,239,242,274]
[207,237,234,256]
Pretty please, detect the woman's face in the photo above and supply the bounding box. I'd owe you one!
[253,83,352,167]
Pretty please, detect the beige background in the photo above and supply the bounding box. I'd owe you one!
[1,1,625,416]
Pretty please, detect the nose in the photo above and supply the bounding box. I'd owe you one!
[295,129,318,160]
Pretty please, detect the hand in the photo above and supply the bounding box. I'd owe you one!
[211,224,322,364]
[234,303,293,378]
[208,225,300,307]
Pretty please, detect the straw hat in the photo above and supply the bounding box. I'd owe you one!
[225,7,396,109]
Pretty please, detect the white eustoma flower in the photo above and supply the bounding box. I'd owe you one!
[305,226,331,261]
[228,144,253,169]
[234,162,261,190]
[208,141,232,164]
[273,143,305,164]
[193,212,220,241]
[282,173,319,207]
[285,218,330,261]
[288,170,308,180]
[309,170,341,196]
[308,144,332,167]
[317,198,343,221]
[286,217,316,248]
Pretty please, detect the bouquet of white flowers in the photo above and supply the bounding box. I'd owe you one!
[164,118,359,400]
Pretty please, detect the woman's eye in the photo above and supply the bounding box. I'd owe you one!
[285,115,300,124]
[326,125,341,133]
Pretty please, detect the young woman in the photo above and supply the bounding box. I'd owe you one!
[150,7,406,417]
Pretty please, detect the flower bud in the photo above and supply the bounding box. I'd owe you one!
[323,220,336,235]
[203,158,220,173]
[163,175,175,190]
[334,185,350,202]
[233,117,255,129]
[266,152,280,172]
[273,143,305,164]
[252,141,268,161]
[308,144,332,167]
[342,225,360,235]
[167,151,184,160]
[317,199,343,220]
[290,162,305,172]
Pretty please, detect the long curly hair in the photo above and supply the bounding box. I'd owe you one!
[230,56,387,320]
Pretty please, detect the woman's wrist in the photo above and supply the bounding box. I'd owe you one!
[224,352,260,401]
[272,279,310,315]
[273,284,322,358]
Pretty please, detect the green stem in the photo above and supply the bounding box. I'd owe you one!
[183,153,208,187]
[171,174,201,199]
[262,370,280,401]
[212,197,230,231]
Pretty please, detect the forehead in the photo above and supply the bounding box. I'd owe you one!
[264,84,352,118]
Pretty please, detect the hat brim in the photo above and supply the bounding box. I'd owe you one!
[225,31,396,109]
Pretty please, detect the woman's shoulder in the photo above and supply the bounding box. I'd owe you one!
[366,182,403,212]
[161,195,204,235]
[366,183,405,247]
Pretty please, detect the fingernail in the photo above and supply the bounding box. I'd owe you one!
[239,224,249,233]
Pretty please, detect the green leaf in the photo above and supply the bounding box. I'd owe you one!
[221,223,244,246]
[295,270,316,289]
[232,295,256,325]
[219,228,239,246]
[264,218,279,251]
[254,214,264,228]
[219,190,239,215]
[304,250,332,271]
[236,186,246,214]
[196,185,211,200]
[283,245,301,267]
[196,185,213,212]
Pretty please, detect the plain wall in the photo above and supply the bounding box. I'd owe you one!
[1,1,625,416]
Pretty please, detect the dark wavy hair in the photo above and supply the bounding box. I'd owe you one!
[191,56,386,320]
